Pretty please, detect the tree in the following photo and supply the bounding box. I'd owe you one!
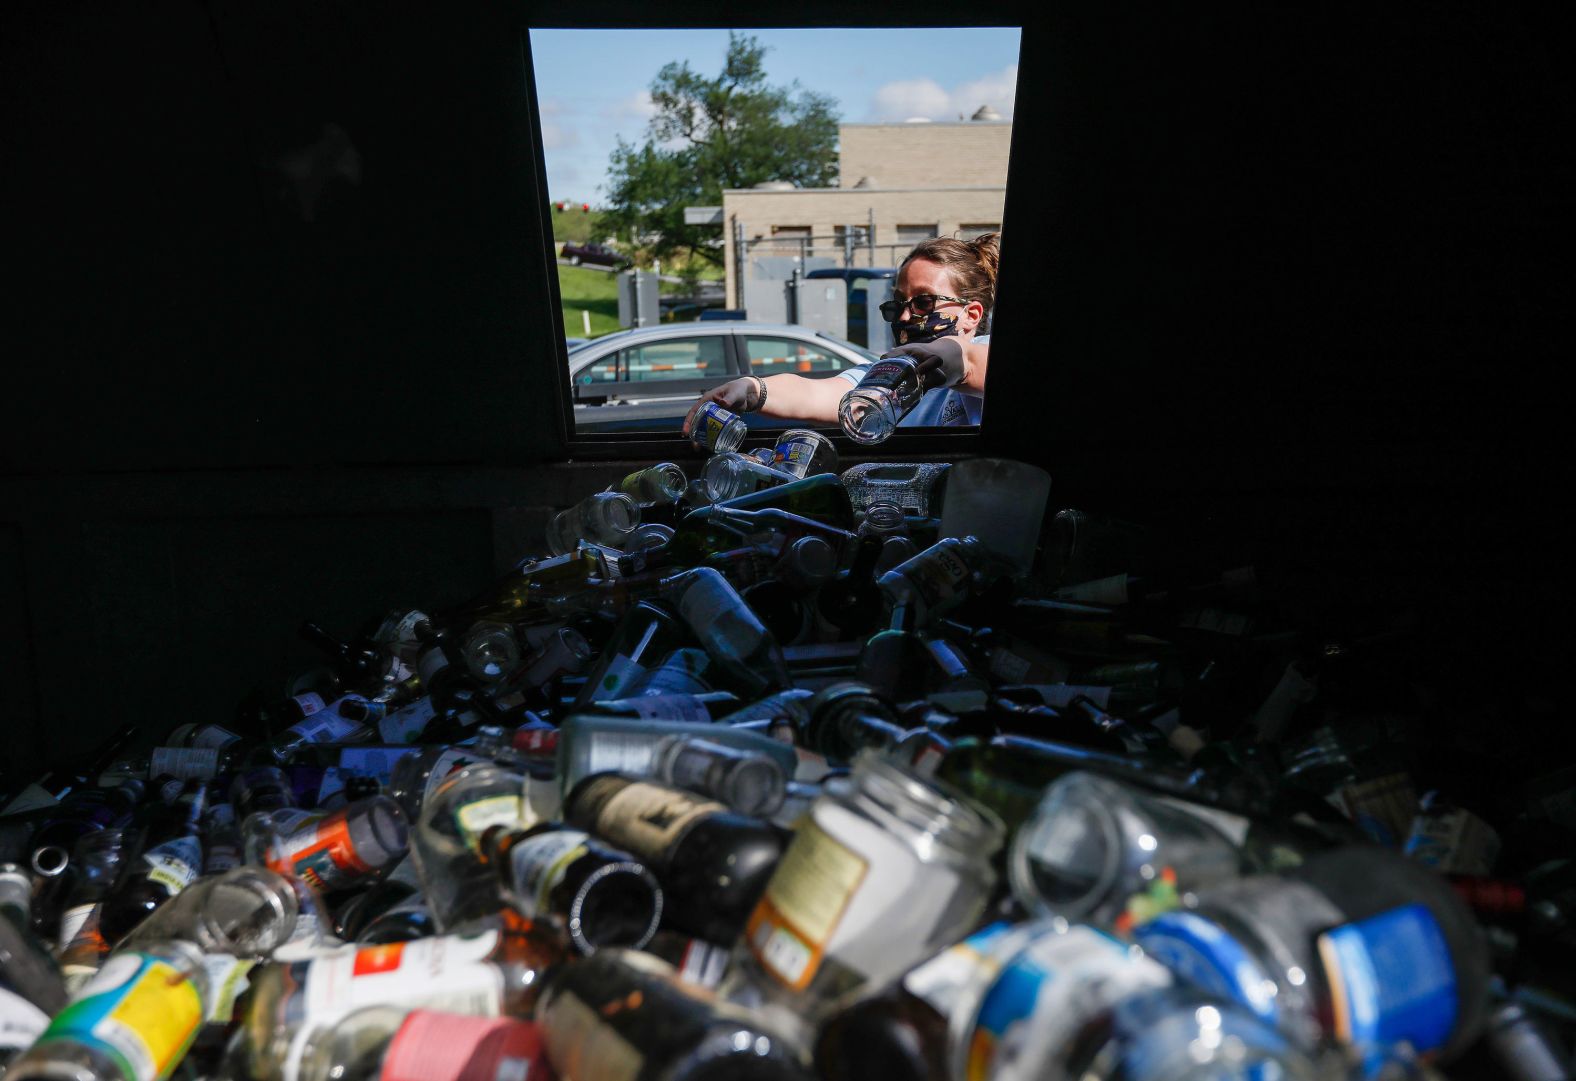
[603,33,839,267]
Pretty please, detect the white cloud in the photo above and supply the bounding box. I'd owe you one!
[538,98,579,150]
[868,63,1018,122]
[605,90,658,123]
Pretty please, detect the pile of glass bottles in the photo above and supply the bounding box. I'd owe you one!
[2,436,1572,1081]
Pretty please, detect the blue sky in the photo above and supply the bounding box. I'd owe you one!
[529,28,1022,202]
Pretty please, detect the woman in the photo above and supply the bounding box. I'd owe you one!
[681,232,999,433]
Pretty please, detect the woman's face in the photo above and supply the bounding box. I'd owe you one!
[894,258,985,337]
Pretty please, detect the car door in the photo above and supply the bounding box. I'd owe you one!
[739,332,858,380]
[608,333,733,406]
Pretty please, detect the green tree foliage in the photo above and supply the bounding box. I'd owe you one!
[604,33,838,266]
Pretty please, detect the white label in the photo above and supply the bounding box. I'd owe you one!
[903,938,1000,1017]
[455,795,525,847]
[0,986,50,1051]
[315,768,348,807]
[201,955,255,1022]
[286,712,364,745]
[303,931,504,1021]
[57,902,96,951]
[583,732,664,779]
[294,692,327,716]
[379,697,436,743]
[143,836,202,894]
[674,939,730,989]
[191,725,241,750]
[149,747,221,781]
[507,830,590,917]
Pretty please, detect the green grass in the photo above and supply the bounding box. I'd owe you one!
[556,264,622,338]
[550,207,611,245]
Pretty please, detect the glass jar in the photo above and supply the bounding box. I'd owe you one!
[730,750,1004,1019]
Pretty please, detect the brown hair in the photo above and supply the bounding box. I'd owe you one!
[900,232,1002,319]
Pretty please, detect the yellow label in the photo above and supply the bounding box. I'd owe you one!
[455,795,524,849]
[745,819,867,990]
[104,961,203,1080]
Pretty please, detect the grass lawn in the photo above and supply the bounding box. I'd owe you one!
[556,264,621,338]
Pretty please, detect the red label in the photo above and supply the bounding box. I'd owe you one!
[352,942,406,977]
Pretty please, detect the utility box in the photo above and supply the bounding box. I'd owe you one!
[742,255,837,323]
[863,279,896,354]
[617,269,660,329]
[789,274,848,338]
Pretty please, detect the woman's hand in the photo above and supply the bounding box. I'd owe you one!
[682,377,757,435]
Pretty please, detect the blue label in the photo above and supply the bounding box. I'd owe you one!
[337,746,417,783]
[1136,911,1280,1025]
[1318,903,1458,1073]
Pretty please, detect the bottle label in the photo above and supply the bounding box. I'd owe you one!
[284,711,364,746]
[675,573,743,637]
[204,841,242,876]
[57,902,98,952]
[294,692,327,716]
[315,767,347,807]
[302,931,505,1022]
[455,795,526,850]
[339,745,419,783]
[541,990,645,1081]
[200,955,254,1022]
[1316,903,1458,1067]
[590,653,643,700]
[190,724,241,749]
[148,747,221,781]
[611,694,712,724]
[673,938,730,989]
[745,815,870,991]
[379,697,436,743]
[0,986,50,1051]
[855,357,915,392]
[898,544,973,612]
[1403,806,1500,876]
[693,402,737,452]
[964,926,1170,1081]
[586,781,723,862]
[380,1012,547,1081]
[142,836,202,895]
[266,807,373,891]
[1133,910,1280,1023]
[901,922,1014,1017]
[39,952,204,1081]
[1338,772,1420,847]
[1178,606,1255,636]
[507,830,591,918]
[422,748,486,804]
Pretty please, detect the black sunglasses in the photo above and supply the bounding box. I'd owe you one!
[878,293,968,322]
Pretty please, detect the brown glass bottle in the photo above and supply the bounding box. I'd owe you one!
[564,774,784,943]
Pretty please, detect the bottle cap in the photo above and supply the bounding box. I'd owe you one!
[379,1011,547,1081]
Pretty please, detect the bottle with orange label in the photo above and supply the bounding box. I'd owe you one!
[723,750,1003,1021]
[6,939,210,1081]
[231,916,567,1081]
[262,795,409,895]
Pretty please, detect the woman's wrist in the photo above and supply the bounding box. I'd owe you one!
[743,375,768,412]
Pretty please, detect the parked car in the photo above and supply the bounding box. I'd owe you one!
[804,266,896,348]
[567,322,877,433]
[559,241,630,269]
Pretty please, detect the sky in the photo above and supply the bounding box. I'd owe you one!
[529,28,1022,203]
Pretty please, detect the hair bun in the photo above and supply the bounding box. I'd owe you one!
[968,231,1001,285]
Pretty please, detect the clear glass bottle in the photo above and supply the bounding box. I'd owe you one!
[838,348,962,445]
[651,735,789,817]
[877,535,1003,626]
[55,829,127,991]
[458,620,522,685]
[769,429,838,480]
[7,939,210,1081]
[116,865,300,956]
[660,566,793,698]
[411,763,530,930]
[727,751,1004,1021]
[294,1006,548,1081]
[546,491,641,556]
[618,462,688,504]
[839,462,952,518]
[701,450,790,502]
[1009,771,1247,934]
[263,794,409,894]
[689,401,749,454]
[556,714,798,802]
[0,863,66,1016]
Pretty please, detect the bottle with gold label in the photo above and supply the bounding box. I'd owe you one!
[724,751,1003,1022]
[563,774,784,943]
[477,822,663,955]
[537,949,813,1081]
[7,939,210,1081]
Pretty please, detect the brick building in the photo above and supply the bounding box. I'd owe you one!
[711,116,1011,308]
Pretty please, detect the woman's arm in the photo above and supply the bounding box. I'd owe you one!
[681,373,849,434]
[962,339,989,393]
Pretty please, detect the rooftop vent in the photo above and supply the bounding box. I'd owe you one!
[752,180,796,191]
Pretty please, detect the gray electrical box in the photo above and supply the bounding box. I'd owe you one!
[617,269,659,329]
[742,254,837,323]
[789,274,847,338]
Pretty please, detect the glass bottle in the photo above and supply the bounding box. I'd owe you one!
[478,822,663,955]
[98,780,208,945]
[688,401,749,454]
[618,462,688,505]
[572,600,689,708]
[0,863,66,1016]
[263,795,409,894]
[410,763,531,930]
[660,567,793,698]
[839,462,952,518]
[768,428,838,480]
[563,774,784,944]
[537,949,813,1081]
[556,714,797,802]
[651,735,789,818]
[800,682,914,763]
[116,865,300,956]
[55,829,127,991]
[878,535,1004,626]
[711,473,857,531]
[265,696,375,765]
[293,1006,548,1081]
[838,346,964,444]
[546,491,641,556]
[24,780,142,877]
[727,751,1004,1020]
[233,919,568,1081]
[701,450,790,503]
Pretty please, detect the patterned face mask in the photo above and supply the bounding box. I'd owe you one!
[893,309,960,345]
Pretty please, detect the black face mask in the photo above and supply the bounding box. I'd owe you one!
[893,309,960,345]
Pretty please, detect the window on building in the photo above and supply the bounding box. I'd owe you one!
[895,224,940,247]
[618,336,726,381]
[745,335,850,376]
[959,223,1002,237]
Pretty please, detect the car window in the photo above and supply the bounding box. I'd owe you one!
[745,335,848,375]
[577,354,620,383]
[618,336,725,381]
